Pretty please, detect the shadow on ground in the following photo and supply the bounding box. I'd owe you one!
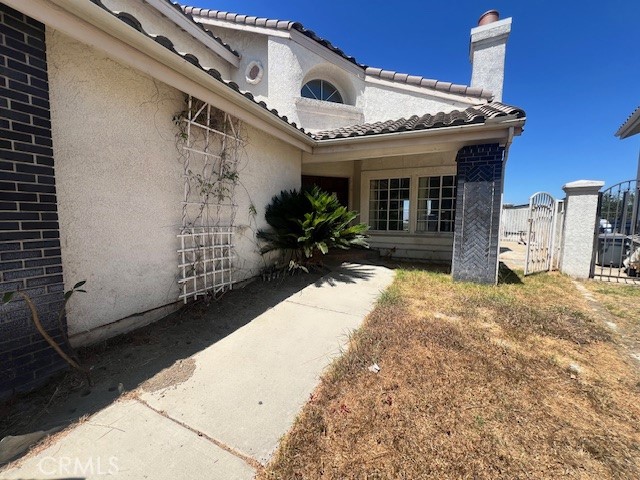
[0,254,394,465]
[498,262,524,285]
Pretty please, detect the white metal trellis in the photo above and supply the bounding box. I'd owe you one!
[524,192,558,275]
[177,96,241,303]
[178,227,233,301]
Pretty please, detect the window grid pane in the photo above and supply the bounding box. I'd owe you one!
[300,79,343,104]
[369,178,410,231]
[416,175,457,233]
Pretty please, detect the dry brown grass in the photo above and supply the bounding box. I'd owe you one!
[260,269,640,480]
[583,281,640,327]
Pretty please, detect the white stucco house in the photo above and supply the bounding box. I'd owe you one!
[0,0,525,396]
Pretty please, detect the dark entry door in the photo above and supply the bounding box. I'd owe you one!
[301,175,349,207]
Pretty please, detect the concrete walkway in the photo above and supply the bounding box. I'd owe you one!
[2,263,394,479]
[499,240,527,271]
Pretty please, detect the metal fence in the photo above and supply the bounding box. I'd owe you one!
[591,180,640,283]
[524,192,559,275]
[500,204,529,242]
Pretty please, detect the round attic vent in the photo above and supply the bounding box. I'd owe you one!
[245,61,264,85]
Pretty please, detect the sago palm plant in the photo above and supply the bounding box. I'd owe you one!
[257,186,369,261]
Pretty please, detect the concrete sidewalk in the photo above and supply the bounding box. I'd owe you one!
[1,263,394,479]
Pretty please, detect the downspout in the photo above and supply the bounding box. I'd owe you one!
[495,126,515,282]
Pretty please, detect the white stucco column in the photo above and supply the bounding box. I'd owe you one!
[559,180,604,279]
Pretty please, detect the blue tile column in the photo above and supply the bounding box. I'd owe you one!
[452,144,505,284]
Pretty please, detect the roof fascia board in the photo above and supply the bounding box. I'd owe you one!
[365,76,482,105]
[144,0,240,67]
[616,108,640,138]
[195,16,365,78]
[194,17,291,39]
[306,121,524,163]
[7,0,313,152]
[289,30,365,78]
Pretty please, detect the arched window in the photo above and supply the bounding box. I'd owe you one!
[301,79,343,103]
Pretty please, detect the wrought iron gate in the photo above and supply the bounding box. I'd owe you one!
[591,180,640,283]
[524,192,558,275]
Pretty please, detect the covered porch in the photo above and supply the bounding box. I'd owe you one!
[302,103,526,283]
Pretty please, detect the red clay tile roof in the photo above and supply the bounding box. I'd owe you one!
[311,103,525,140]
[182,6,493,100]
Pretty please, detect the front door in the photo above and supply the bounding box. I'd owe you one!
[301,175,349,207]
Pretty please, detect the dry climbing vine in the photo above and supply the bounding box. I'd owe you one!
[173,95,271,300]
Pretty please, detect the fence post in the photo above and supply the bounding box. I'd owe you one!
[559,180,604,278]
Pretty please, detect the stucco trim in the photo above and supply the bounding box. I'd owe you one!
[365,75,485,105]
[145,0,240,67]
[192,16,292,39]
[290,29,365,78]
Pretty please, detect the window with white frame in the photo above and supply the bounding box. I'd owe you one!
[369,178,410,231]
[416,175,457,233]
[301,79,344,103]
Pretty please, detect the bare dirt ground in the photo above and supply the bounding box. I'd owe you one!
[0,270,329,451]
[582,280,640,363]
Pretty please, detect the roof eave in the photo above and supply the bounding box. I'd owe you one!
[186,7,492,102]
[306,118,525,163]
[145,0,240,67]
[616,108,640,139]
[8,0,314,151]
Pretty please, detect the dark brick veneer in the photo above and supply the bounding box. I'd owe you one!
[0,3,68,399]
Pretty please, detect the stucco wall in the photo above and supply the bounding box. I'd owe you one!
[240,33,475,131]
[232,124,301,279]
[192,19,486,132]
[213,28,269,99]
[265,36,363,127]
[360,82,474,123]
[47,30,301,344]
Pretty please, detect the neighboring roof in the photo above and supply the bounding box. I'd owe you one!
[311,103,525,140]
[182,6,493,100]
[616,106,640,139]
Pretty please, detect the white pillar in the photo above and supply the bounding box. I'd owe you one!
[560,180,604,279]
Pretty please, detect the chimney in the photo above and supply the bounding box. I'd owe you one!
[469,10,512,102]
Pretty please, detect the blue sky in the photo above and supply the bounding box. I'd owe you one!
[189,1,640,204]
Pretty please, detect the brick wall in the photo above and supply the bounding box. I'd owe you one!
[452,143,505,284]
[0,3,68,399]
